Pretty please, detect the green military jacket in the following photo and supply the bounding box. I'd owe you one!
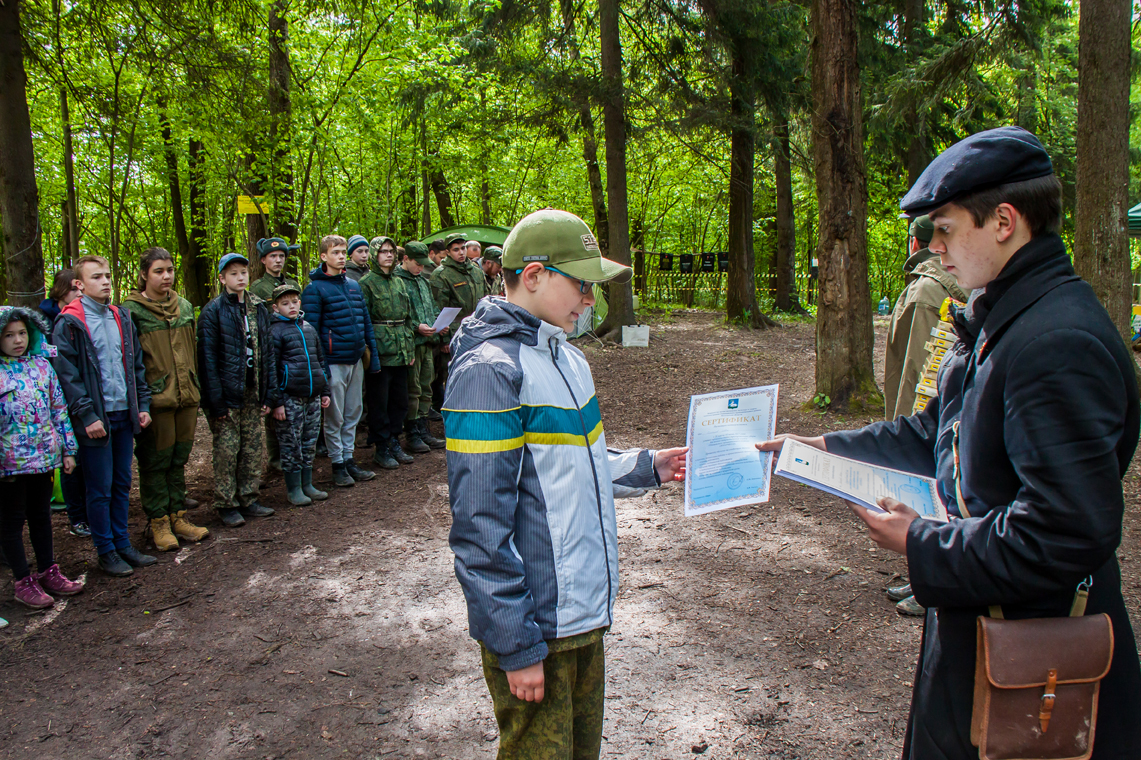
[885,250,969,420]
[359,260,415,366]
[431,256,482,328]
[394,265,441,348]
[122,290,200,411]
[249,272,299,303]
[423,259,438,276]
[468,261,488,300]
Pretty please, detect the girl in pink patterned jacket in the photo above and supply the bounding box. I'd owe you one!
[0,306,84,612]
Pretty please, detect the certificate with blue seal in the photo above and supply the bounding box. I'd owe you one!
[684,385,779,516]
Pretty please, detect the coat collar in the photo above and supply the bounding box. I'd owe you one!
[954,234,1078,360]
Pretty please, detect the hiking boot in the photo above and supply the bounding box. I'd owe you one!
[219,508,246,527]
[239,501,275,518]
[388,437,414,465]
[98,551,133,577]
[404,421,431,454]
[171,511,209,542]
[885,582,912,602]
[301,468,328,501]
[14,575,54,609]
[418,418,445,449]
[118,545,158,567]
[372,445,399,470]
[36,564,84,596]
[896,595,925,617]
[183,497,200,509]
[268,456,283,472]
[284,471,312,506]
[345,458,376,482]
[332,462,355,487]
[69,522,91,538]
[149,516,179,552]
[427,408,443,421]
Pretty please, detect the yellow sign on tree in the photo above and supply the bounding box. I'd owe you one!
[236,195,270,215]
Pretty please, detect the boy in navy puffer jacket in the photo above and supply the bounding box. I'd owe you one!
[301,234,380,487]
[266,284,331,505]
[445,209,688,759]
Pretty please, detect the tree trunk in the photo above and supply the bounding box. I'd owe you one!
[158,101,191,267]
[596,0,635,341]
[60,88,79,264]
[811,0,879,411]
[773,112,803,314]
[429,164,456,229]
[902,0,929,188]
[0,0,45,307]
[1073,0,1133,343]
[268,0,295,243]
[244,153,269,282]
[480,169,492,226]
[401,177,419,240]
[183,137,210,306]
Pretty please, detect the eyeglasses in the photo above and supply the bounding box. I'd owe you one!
[516,266,593,294]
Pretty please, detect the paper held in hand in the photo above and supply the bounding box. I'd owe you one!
[431,307,461,333]
[774,440,948,522]
[684,384,779,516]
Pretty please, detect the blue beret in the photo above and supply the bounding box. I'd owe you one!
[900,126,1054,215]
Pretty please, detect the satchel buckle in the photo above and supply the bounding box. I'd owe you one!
[1039,669,1058,733]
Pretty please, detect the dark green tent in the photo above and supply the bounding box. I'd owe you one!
[422,224,512,248]
[1129,203,1141,238]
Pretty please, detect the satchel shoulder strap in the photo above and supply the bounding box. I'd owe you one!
[952,423,1092,620]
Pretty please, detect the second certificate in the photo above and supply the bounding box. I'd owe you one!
[684,384,779,516]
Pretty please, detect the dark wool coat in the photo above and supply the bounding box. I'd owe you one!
[196,292,271,418]
[825,234,1141,759]
[300,266,380,371]
[265,313,330,407]
[51,299,151,447]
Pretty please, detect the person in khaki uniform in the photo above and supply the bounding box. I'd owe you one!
[884,215,968,421]
[481,245,505,296]
[122,248,209,550]
[393,241,446,453]
[430,232,484,331]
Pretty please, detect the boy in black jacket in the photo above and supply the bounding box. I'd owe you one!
[197,253,274,528]
[266,284,331,505]
[52,255,155,577]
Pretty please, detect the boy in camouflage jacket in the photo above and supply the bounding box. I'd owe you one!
[393,241,446,452]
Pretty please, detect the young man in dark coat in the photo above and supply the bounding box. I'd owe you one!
[760,126,1140,760]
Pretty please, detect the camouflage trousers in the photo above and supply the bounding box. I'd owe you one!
[135,405,198,519]
[406,344,435,421]
[207,391,264,510]
[273,395,321,473]
[481,633,606,760]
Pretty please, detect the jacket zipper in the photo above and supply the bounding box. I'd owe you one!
[296,321,314,397]
[547,335,613,628]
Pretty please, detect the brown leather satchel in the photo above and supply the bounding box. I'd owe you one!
[971,602,1114,760]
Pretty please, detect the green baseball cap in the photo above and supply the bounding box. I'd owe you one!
[402,240,431,264]
[272,282,302,301]
[444,232,468,247]
[909,215,934,245]
[482,245,503,263]
[503,209,631,283]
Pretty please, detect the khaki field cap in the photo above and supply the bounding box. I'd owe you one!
[503,209,632,283]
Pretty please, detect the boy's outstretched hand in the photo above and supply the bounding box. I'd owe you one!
[654,447,688,483]
[506,662,545,703]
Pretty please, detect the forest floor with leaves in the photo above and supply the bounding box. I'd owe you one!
[1,311,1139,760]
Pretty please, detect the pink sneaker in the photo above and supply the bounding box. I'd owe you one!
[37,564,84,596]
[14,575,54,609]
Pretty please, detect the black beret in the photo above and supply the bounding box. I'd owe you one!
[900,126,1054,215]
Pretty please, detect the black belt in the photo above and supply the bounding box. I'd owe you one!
[375,320,404,326]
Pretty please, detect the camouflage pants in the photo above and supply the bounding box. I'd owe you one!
[406,343,435,421]
[135,405,198,519]
[481,636,605,760]
[273,395,321,473]
[207,391,264,510]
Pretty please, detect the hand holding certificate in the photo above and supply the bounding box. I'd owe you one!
[684,385,778,516]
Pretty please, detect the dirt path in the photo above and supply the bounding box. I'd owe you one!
[1,311,1138,760]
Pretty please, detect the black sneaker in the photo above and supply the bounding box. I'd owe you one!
[117,545,158,567]
[345,459,376,482]
[239,501,276,518]
[98,551,134,577]
[70,522,92,538]
[219,508,246,527]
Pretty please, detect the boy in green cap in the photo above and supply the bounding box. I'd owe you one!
[394,241,446,452]
[445,209,688,760]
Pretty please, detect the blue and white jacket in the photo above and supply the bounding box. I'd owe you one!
[444,298,660,671]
